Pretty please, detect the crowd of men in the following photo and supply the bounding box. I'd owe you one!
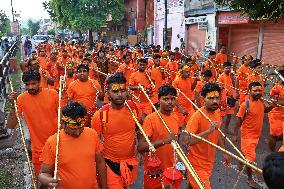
[5,39,284,189]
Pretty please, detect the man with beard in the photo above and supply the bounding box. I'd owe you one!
[233,82,274,189]
[39,102,107,189]
[67,64,102,127]
[138,85,179,189]
[185,83,230,189]
[7,70,58,175]
[57,49,71,77]
[91,73,139,188]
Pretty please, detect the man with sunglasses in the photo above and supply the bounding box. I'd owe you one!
[39,102,107,189]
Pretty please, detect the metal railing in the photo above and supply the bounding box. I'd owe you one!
[0,41,18,140]
[0,41,18,109]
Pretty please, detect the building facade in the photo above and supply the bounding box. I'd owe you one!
[154,0,185,50]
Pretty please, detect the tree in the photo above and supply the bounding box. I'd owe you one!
[43,0,125,48]
[20,27,30,35]
[0,10,11,38]
[27,20,40,36]
[47,29,55,36]
[215,0,284,20]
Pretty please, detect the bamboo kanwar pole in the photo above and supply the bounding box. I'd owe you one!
[53,76,64,186]
[124,101,155,152]
[138,84,205,189]
[275,70,284,82]
[9,80,38,189]
[184,130,262,173]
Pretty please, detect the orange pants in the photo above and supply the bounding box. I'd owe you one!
[106,164,137,189]
[241,137,259,162]
[188,167,211,189]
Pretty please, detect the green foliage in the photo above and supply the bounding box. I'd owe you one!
[43,0,125,31]
[215,0,284,20]
[0,10,11,38]
[27,20,40,36]
[47,29,55,36]
[20,27,30,35]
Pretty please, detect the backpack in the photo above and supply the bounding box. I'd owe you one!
[99,100,138,132]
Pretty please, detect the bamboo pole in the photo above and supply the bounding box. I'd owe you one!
[53,76,64,186]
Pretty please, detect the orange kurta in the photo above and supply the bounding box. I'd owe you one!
[37,56,48,70]
[150,67,164,89]
[67,79,101,111]
[143,111,180,189]
[186,107,222,189]
[166,61,179,81]
[237,99,264,162]
[268,84,284,136]
[17,88,58,174]
[41,128,103,189]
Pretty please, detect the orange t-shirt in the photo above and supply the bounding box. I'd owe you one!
[237,99,264,139]
[143,111,180,170]
[215,53,227,65]
[150,67,164,89]
[217,73,234,97]
[117,63,135,83]
[237,64,252,90]
[186,107,222,171]
[173,77,194,103]
[166,61,179,80]
[91,105,137,162]
[67,79,101,110]
[129,71,152,104]
[41,128,103,189]
[194,80,207,106]
[17,88,58,153]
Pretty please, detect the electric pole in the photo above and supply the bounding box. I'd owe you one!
[163,0,168,48]
[11,0,15,22]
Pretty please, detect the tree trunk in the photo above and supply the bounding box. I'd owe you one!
[88,29,94,51]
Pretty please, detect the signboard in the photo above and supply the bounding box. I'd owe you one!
[218,12,250,25]
[185,16,207,25]
[11,21,19,35]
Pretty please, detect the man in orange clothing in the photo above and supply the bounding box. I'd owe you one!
[215,46,228,65]
[185,82,229,189]
[67,64,102,126]
[236,54,253,104]
[91,73,139,189]
[194,69,213,108]
[39,102,107,189]
[129,58,153,117]
[202,51,217,78]
[166,52,179,83]
[150,54,166,89]
[117,54,135,84]
[217,62,239,134]
[7,70,58,175]
[233,82,275,188]
[57,49,71,77]
[173,65,198,126]
[37,48,48,70]
[138,85,180,189]
[268,70,284,151]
